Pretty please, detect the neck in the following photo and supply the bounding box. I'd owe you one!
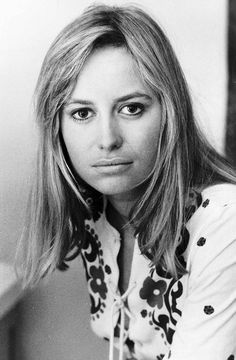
[107,182,147,218]
[106,184,147,233]
[108,197,134,222]
[106,195,137,236]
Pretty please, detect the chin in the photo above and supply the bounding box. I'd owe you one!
[90,179,137,197]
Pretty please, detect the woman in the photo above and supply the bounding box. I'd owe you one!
[21,4,236,360]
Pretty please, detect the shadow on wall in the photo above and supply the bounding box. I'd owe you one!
[226,0,236,166]
[14,259,108,360]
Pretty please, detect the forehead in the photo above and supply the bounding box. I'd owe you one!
[70,46,151,100]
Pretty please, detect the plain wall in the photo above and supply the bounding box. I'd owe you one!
[0,0,227,359]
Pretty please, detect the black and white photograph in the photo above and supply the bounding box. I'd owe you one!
[0,1,236,359]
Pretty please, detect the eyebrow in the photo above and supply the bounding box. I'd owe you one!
[66,92,153,106]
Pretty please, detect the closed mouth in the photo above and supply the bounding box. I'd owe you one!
[92,158,133,167]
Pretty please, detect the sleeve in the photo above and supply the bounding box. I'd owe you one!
[164,202,236,360]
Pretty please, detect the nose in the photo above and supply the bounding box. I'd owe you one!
[98,116,123,151]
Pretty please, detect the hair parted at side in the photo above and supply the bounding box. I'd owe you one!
[19,4,236,287]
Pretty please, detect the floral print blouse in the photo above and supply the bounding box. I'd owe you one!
[80,184,236,360]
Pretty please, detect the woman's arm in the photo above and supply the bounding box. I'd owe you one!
[165,201,236,360]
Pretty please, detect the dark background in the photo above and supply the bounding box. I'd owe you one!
[226,0,236,167]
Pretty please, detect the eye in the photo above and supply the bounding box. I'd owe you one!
[71,108,94,121]
[120,103,144,116]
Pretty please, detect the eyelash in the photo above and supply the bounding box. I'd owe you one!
[71,108,93,122]
[120,103,144,116]
[71,103,145,122]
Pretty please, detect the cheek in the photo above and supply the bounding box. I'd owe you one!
[134,122,160,161]
[65,141,88,169]
[61,127,88,169]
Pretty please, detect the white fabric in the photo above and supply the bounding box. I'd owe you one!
[80,184,236,360]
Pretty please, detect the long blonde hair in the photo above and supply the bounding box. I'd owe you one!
[20,4,236,286]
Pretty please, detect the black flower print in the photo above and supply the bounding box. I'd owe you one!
[204,305,214,315]
[156,189,202,280]
[81,227,100,274]
[156,355,164,360]
[141,309,148,318]
[155,225,190,280]
[164,279,183,325]
[227,356,235,360]
[125,337,135,356]
[144,279,183,344]
[81,223,111,317]
[185,189,203,221]
[139,189,203,348]
[141,240,185,344]
[202,199,210,208]
[175,226,190,271]
[197,237,206,246]
[105,264,111,274]
[84,189,104,222]
[90,195,104,222]
[140,277,167,308]
[152,313,175,344]
[90,265,108,300]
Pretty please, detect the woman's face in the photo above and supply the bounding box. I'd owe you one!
[61,46,161,201]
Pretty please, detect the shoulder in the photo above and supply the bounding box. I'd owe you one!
[187,183,236,230]
[186,183,236,276]
[171,185,236,359]
[200,183,236,207]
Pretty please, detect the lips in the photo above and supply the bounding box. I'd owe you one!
[92,158,133,167]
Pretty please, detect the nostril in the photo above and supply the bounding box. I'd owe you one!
[98,122,123,149]
[99,136,123,151]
